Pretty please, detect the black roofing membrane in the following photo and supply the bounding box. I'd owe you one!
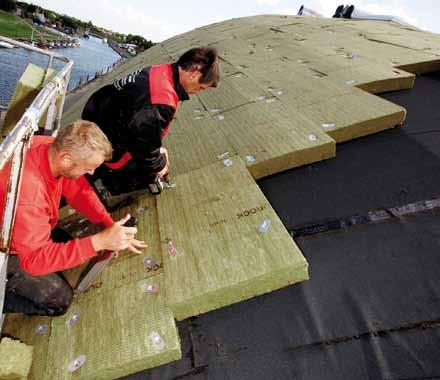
[188,210,440,358]
[122,211,440,380]
[120,73,440,380]
[258,72,440,228]
[194,326,440,380]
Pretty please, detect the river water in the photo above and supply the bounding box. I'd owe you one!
[0,35,121,107]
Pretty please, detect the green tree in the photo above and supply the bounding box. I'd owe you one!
[26,3,36,13]
[59,14,78,31]
[45,11,56,22]
[125,34,154,50]
[0,0,16,12]
[16,1,28,15]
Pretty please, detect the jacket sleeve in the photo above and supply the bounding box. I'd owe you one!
[127,104,175,172]
[13,204,98,276]
[62,176,114,228]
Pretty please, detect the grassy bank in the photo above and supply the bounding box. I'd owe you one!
[0,10,56,40]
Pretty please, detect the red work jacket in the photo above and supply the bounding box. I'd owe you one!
[0,136,114,275]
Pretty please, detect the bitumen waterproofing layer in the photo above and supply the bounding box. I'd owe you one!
[259,71,440,228]
[118,72,440,380]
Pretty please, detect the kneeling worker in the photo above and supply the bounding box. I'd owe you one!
[82,47,220,196]
[0,120,147,316]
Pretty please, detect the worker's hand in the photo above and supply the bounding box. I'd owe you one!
[157,147,170,179]
[91,214,147,254]
[160,147,169,165]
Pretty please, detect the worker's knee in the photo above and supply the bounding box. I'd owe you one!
[36,278,73,316]
[4,277,73,316]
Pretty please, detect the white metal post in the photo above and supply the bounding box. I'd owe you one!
[0,35,73,331]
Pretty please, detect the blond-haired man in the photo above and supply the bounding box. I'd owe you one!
[0,120,146,316]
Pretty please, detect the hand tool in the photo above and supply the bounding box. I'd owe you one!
[74,216,138,294]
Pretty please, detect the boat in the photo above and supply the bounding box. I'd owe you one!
[0,41,15,48]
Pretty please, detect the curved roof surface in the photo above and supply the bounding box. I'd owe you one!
[4,14,440,380]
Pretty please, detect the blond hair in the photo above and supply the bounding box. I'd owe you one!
[53,120,112,161]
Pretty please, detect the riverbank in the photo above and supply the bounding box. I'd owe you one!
[0,10,56,40]
[64,55,126,111]
[0,35,121,107]
[108,39,132,59]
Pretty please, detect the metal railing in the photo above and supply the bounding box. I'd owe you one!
[0,35,73,329]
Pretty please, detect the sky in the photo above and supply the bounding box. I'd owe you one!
[30,0,439,42]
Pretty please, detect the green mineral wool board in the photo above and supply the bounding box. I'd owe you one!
[306,53,376,74]
[2,63,56,140]
[45,274,180,380]
[93,195,163,294]
[249,68,354,109]
[271,20,440,70]
[207,96,335,179]
[138,44,171,64]
[297,89,406,143]
[210,38,263,59]
[58,215,99,288]
[274,40,345,59]
[338,40,440,69]
[165,107,234,177]
[57,208,119,288]
[329,64,415,94]
[363,31,440,51]
[197,73,271,115]
[62,195,162,294]
[157,157,309,320]
[175,93,208,117]
[172,93,216,128]
[217,57,241,77]
[2,314,52,380]
[397,59,440,75]
[0,337,33,380]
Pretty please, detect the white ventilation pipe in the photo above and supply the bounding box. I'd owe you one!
[297,5,323,18]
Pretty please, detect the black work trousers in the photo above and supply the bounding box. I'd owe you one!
[4,228,74,316]
[88,160,158,196]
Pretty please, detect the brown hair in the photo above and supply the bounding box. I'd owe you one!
[52,120,112,161]
[176,47,220,87]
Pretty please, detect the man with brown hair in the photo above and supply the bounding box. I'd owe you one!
[0,120,146,316]
[82,47,220,196]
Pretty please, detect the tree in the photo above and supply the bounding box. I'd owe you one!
[59,14,78,31]
[0,0,16,12]
[125,34,154,50]
[45,11,56,22]
[26,3,36,13]
[16,1,27,14]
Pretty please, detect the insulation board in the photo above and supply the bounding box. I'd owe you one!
[87,196,163,294]
[208,99,336,179]
[2,315,52,380]
[0,337,33,380]
[296,90,406,142]
[44,274,180,380]
[60,195,162,293]
[1,63,56,141]
[157,157,309,320]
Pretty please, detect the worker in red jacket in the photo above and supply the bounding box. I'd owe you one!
[0,120,147,316]
[82,47,219,196]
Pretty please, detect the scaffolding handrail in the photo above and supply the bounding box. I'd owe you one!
[0,35,73,328]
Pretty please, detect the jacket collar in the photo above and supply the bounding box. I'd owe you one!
[172,63,190,101]
[40,142,58,186]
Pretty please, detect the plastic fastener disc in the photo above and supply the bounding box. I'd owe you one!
[68,355,86,372]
